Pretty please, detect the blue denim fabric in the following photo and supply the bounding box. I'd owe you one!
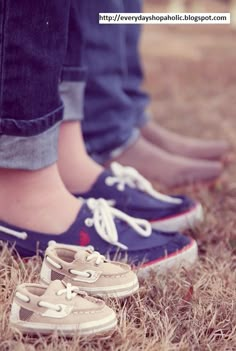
[59,0,87,123]
[0,0,71,137]
[61,0,87,83]
[123,0,150,128]
[78,0,150,163]
[0,0,72,170]
[66,0,136,163]
[0,0,86,170]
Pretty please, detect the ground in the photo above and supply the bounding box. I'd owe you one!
[0,1,236,350]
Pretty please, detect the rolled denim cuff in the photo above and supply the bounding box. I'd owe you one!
[0,105,63,137]
[0,122,60,170]
[59,81,85,122]
[89,129,140,165]
[61,66,87,82]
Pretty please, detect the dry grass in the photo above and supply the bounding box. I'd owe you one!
[1,1,236,350]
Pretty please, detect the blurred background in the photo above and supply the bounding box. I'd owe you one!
[141,0,236,153]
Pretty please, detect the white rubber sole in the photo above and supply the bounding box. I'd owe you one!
[79,278,139,298]
[137,239,198,277]
[10,312,117,337]
[151,203,203,232]
[40,276,139,299]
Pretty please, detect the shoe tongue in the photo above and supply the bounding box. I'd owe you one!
[74,249,125,275]
[74,248,91,261]
[43,280,65,296]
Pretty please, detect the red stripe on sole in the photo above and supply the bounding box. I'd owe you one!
[139,239,196,269]
[150,203,198,223]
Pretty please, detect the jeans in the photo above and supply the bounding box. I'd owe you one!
[59,0,87,125]
[0,0,85,170]
[79,0,150,163]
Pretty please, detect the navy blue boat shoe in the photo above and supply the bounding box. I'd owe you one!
[0,198,197,273]
[74,163,203,232]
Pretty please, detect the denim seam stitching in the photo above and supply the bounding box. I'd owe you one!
[1,104,64,124]
[0,0,7,132]
[62,66,87,71]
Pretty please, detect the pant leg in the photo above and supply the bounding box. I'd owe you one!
[0,0,71,170]
[79,0,138,164]
[59,0,87,123]
[123,0,150,128]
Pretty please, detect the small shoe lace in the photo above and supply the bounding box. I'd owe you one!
[86,249,106,265]
[48,242,106,266]
[106,162,182,204]
[16,283,86,312]
[56,282,86,299]
[85,198,152,250]
[39,283,86,310]
[69,250,106,278]
[0,225,28,240]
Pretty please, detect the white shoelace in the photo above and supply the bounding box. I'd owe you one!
[39,283,86,311]
[106,162,182,204]
[85,198,151,250]
[1,193,152,246]
[16,283,86,312]
[0,225,27,240]
[46,246,105,278]
[85,249,106,265]
[70,250,105,278]
[55,283,85,300]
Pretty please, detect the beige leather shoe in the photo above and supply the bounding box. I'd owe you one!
[40,242,139,298]
[10,280,117,336]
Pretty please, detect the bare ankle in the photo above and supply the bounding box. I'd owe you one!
[58,122,103,193]
[0,164,81,234]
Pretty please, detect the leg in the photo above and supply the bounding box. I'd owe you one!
[58,0,224,187]
[122,0,150,129]
[78,0,138,164]
[141,121,230,161]
[120,1,230,162]
[58,0,103,193]
[56,1,219,191]
[58,121,103,193]
[0,2,198,271]
[0,0,80,233]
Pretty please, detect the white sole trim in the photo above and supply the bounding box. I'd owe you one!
[10,312,117,336]
[151,203,203,232]
[90,281,139,298]
[137,239,198,277]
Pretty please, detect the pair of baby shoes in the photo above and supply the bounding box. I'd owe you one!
[9,242,138,337]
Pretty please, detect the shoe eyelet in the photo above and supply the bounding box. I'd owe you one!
[117,184,124,191]
[105,177,113,186]
[56,305,62,312]
[85,218,93,227]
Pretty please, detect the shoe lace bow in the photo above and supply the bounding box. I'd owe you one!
[16,283,86,313]
[85,198,152,250]
[106,162,182,204]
